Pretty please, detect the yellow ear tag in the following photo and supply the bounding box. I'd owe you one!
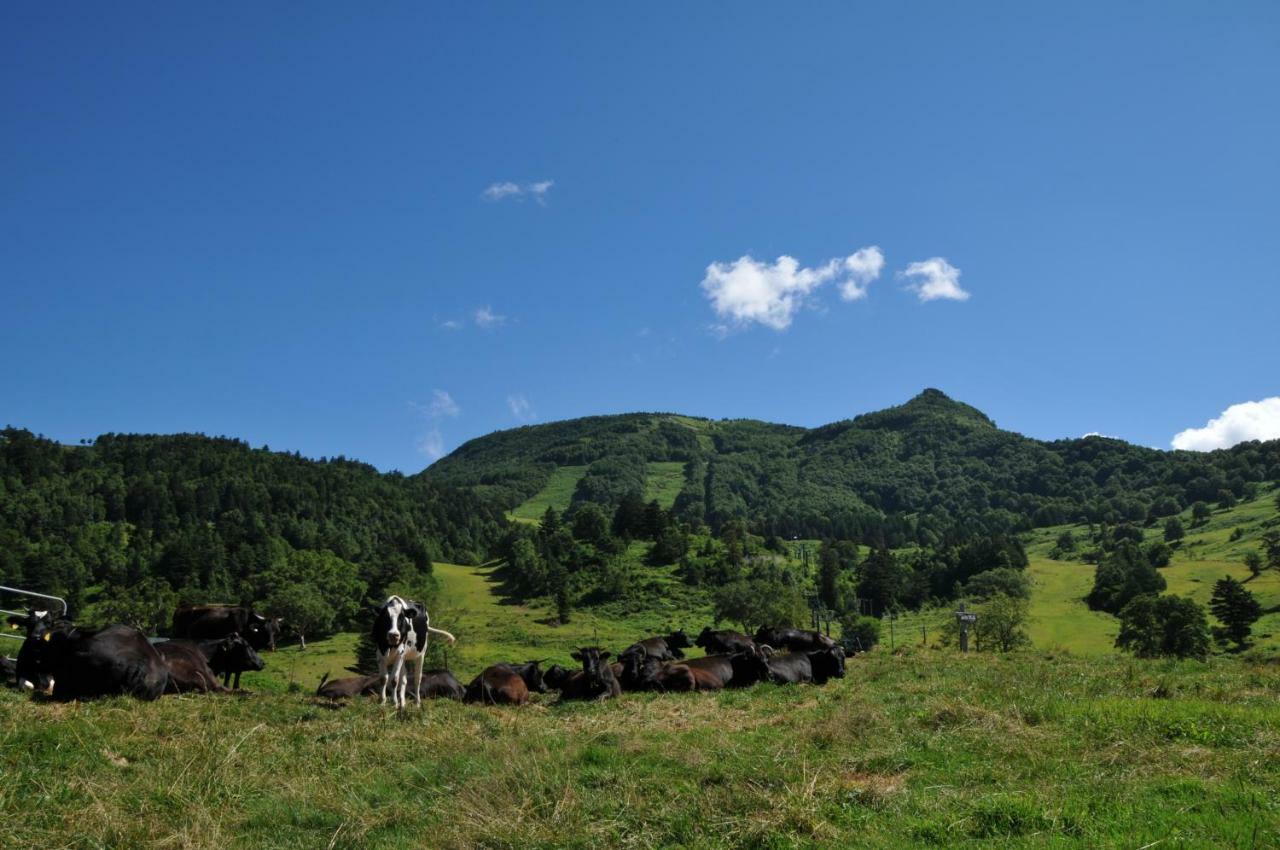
[43,633,51,641]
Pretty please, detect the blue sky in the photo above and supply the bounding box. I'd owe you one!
[3,2,1279,471]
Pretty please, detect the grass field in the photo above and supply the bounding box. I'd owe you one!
[3,648,1277,848]
[1020,492,1280,656]
[643,461,687,509]
[509,465,588,523]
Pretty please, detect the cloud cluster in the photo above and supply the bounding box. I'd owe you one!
[899,258,970,302]
[700,247,885,332]
[473,306,506,328]
[700,246,971,333]
[482,180,554,204]
[439,307,508,331]
[1171,397,1280,451]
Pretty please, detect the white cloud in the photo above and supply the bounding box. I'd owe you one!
[417,428,445,460]
[439,318,463,331]
[427,389,460,419]
[1171,397,1280,451]
[482,179,554,204]
[839,246,885,301]
[701,247,883,332]
[507,394,536,422]
[473,306,506,328]
[900,257,970,302]
[413,389,460,461]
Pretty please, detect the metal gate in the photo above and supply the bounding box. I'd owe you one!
[1,584,68,642]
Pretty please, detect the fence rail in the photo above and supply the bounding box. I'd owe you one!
[1,585,68,641]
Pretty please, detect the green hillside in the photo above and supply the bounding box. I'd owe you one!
[424,389,1280,547]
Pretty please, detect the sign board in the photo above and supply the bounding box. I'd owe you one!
[956,613,977,623]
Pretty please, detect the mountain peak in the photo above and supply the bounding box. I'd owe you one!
[853,389,996,430]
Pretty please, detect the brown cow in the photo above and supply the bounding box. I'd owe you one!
[463,661,546,705]
[155,641,228,694]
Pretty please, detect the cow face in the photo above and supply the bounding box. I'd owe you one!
[729,647,771,685]
[667,629,691,650]
[809,647,846,682]
[11,610,58,692]
[543,664,573,690]
[521,661,548,693]
[218,633,266,672]
[245,613,280,652]
[695,627,715,649]
[570,647,610,683]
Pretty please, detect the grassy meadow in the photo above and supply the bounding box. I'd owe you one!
[3,647,1277,849]
[4,486,1279,847]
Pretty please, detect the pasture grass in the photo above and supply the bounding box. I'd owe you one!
[643,461,687,509]
[1021,492,1280,656]
[509,465,588,522]
[3,649,1277,848]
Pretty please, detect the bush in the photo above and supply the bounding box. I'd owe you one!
[839,615,881,654]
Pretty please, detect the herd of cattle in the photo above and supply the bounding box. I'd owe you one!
[1,594,847,707]
[315,595,848,709]
[2,604,278,700]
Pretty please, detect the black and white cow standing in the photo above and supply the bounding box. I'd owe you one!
[371,595,456,710]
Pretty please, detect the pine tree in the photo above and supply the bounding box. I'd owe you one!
[1209,576,1262,649]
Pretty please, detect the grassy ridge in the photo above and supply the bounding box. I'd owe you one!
[3,650,1277,848]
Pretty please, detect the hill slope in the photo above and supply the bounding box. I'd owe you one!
[424,389,1280,545]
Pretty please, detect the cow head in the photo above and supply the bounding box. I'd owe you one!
[245,613,280,652]
[215,633,266,672]
[570,647,611,684]
[373,596,415,650]
[10,609,59,692]
[666,629,691,650]
[728,646,771,686]
[519,660,548,693]
[694,626,715,649]
[808,646,846,683]
[543,664,574,690]
[618,645,646,681]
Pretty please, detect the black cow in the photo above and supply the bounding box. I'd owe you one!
[754,626,838,652]
[8,609,71,692]
[805,646,846,684]
[155,641,228,694]
[695,627,757,655]
[316,672,382,699]
[464,661,546,705]
[172,605,281,652]
[175,634,265,690]
[559,647,620,702]
[417,669,465,701]
[15,619,167,701]
[625,629,692,663]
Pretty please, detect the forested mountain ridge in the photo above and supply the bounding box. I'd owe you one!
[424,389,1280,546]
[0,428,507,631]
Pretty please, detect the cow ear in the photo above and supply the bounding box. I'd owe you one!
[599,651,611,660]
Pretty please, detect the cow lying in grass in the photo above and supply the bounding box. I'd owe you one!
[464,661,547,705]
[555,647,621,702]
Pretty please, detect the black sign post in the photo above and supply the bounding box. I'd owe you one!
[955,604,978,652]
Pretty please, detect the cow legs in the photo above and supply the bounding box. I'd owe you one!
[378,653,391,705]
[412,654,424,708]
[390,653,408,710]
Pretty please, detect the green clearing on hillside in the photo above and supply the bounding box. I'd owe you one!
[1021,492,1280,655]
[3,649,1277,849]
[643,460,687,508]
[509,464,587,523]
